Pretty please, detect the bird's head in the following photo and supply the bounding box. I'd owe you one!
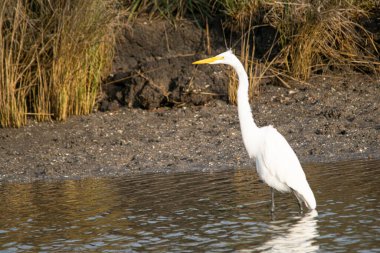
[192,50,238,66]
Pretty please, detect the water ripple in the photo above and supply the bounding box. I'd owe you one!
[0,159,379,252]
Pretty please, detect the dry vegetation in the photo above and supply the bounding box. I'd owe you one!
[1,0,379,127]
[220,0,379,103]
[0,0,121,127]
[124,0,379,104]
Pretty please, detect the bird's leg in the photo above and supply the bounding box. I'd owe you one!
[271,188,275,213]
[292,190,304,214]
[297,198,303,214]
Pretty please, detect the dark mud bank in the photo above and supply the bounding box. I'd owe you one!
[0,18,379,183]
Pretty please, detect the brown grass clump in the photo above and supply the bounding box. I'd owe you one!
[266,1,379,79]
[0,1,29,127]
[220,0,379,104]
[0,0,122,127]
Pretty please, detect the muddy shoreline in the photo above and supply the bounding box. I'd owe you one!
[1,74,379,183]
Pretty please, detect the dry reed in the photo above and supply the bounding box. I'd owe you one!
[0,0,121,127]
[221,0,379,104]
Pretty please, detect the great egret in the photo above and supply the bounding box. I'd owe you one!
[193,50,316,212]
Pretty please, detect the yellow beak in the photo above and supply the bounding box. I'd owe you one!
[192,56,224,64]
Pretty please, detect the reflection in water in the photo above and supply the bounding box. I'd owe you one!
[257,210,319,252]
[0,159,379,252]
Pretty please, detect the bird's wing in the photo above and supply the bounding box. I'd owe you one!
[260,126,317,209]
[260,126,307,189]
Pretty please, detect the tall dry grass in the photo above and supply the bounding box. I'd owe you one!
[0,1,29,127]
[1,0,378,126]
[220,0,379,104]
[127,1,379,104]
[0,0,121,127]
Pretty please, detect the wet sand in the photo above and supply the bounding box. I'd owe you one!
[0,74,378,183]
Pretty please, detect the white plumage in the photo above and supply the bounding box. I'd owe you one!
[193,50,316,211]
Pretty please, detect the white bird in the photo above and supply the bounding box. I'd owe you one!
[193,50,316,212]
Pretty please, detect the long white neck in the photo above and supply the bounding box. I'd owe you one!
[231,60,259,157]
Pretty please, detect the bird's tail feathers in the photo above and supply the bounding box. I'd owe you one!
[293,184,317,210]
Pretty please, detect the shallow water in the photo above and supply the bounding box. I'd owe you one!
[0,159,379,252]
